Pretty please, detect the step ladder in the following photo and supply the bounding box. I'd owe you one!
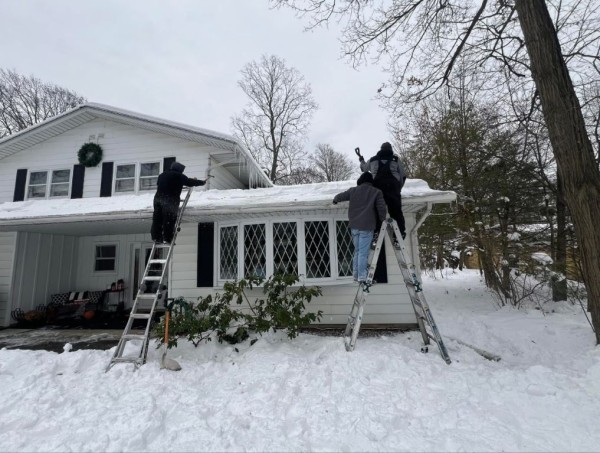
[343,218,451,364]
[106,187,194,371]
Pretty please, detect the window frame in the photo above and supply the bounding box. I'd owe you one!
[94,243,118,273]
[26,168,72,200]
[216,215,352,286]
[113,161,161,194]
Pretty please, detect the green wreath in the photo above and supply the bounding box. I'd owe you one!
[77,142,103,167]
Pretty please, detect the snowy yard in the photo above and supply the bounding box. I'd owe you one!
[1,269,599,452]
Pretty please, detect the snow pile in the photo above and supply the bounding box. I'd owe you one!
[0,269,598,452]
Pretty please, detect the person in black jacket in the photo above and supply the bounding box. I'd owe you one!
[151,161,208,244]
[359,142,407,244]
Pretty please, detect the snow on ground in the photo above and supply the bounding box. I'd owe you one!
[1,269,599,452]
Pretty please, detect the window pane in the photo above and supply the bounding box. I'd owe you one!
[273,222,298,276]
[336,221,354,277]
[115,179,135,192]
[116,164,135,178]
[97,245,116,258]
[140,162,160,177]
[220,226,238,279]
[244,224,266,278]
[305,221,330,278]
[95,245,116,271]
[51,169,70,184]
[29,171,47,185]
[139,176,158,190]
[50,183,69,197]
[28,185,46,198]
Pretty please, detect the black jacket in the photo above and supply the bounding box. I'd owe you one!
[154,161,205,201]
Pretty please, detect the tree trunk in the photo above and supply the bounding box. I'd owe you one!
[516,0,600,342]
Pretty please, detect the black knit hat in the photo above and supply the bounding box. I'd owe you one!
[381,142,393,153]
[357,172,374,185]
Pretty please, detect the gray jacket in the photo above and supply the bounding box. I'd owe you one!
[333,183,387,231]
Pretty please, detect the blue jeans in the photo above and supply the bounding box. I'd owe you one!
[351,229,374,281]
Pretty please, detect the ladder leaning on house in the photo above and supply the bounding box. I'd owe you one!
[343,217,452,364]
[105,187,194,372]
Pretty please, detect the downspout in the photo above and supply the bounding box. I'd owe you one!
[409,202,432,276]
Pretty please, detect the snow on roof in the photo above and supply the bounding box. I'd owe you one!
[0,179,455,223]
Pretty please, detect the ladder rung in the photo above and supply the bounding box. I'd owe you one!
[153,243,172,248]
[111,357,143,364]
[148,259,168,264]
[136,294,156,299]
[129,313,152,320]
[143,276,162,281]
[122,334,146,341]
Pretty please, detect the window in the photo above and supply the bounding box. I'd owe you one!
[218,218,352,284]
[114,161,160,193]
[305,221,331,278]
[336,221,354,277]
[27,171,48,199]
[140,162,160,191]
[273,222,298,276]
[27,169,71,199]
[244,224,266,278]
[95,245,117,271]
[50,170,70,197]
[115,164,136,193]
[220,226,238,280]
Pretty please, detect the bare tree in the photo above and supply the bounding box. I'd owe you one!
[231,55,318,183]
[0,68,86,138]
[273,0,600,343]
[313,143,354,181]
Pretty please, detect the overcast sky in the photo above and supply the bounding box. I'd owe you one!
[1,0,392,164]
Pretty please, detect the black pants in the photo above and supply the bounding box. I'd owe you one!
[151,197,179,243]
[374,178,405,236]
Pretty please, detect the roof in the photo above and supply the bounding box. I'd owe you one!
[0,102,272,188]
[0,179,456,235]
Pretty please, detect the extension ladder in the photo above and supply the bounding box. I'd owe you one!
[343,218,451,364]
[106,187,194,371]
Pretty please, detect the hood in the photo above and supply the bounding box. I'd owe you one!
[170,161,186,173]
[377,142,394,159]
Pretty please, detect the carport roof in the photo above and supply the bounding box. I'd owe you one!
[0,179,456,235]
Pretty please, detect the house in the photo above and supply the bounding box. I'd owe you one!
[0,103,456,328]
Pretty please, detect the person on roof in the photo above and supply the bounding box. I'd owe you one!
[333,172,387,283]
[151,161,208,244]
[359,142,407,245]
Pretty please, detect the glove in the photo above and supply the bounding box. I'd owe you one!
[333,200,338,205]
[359,156,364,162]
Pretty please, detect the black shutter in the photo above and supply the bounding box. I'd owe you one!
[197,223,215,287]
[13,169,27,202]
[99,162,114,197]
[373,241,388,284]
[163,157,176,172]
[71,164,85,199]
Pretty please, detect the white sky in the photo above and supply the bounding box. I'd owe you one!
[0,0,391,163]
[1,270,598,451]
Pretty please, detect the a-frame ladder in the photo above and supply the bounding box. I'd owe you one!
[343,218,451,364]
[106,188,194,371]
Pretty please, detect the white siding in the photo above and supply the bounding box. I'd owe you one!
[0,118,246,203]
[5,232,78,324]
[0,232,17,326]
[169,217,419,326]
[76,232,153,307]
